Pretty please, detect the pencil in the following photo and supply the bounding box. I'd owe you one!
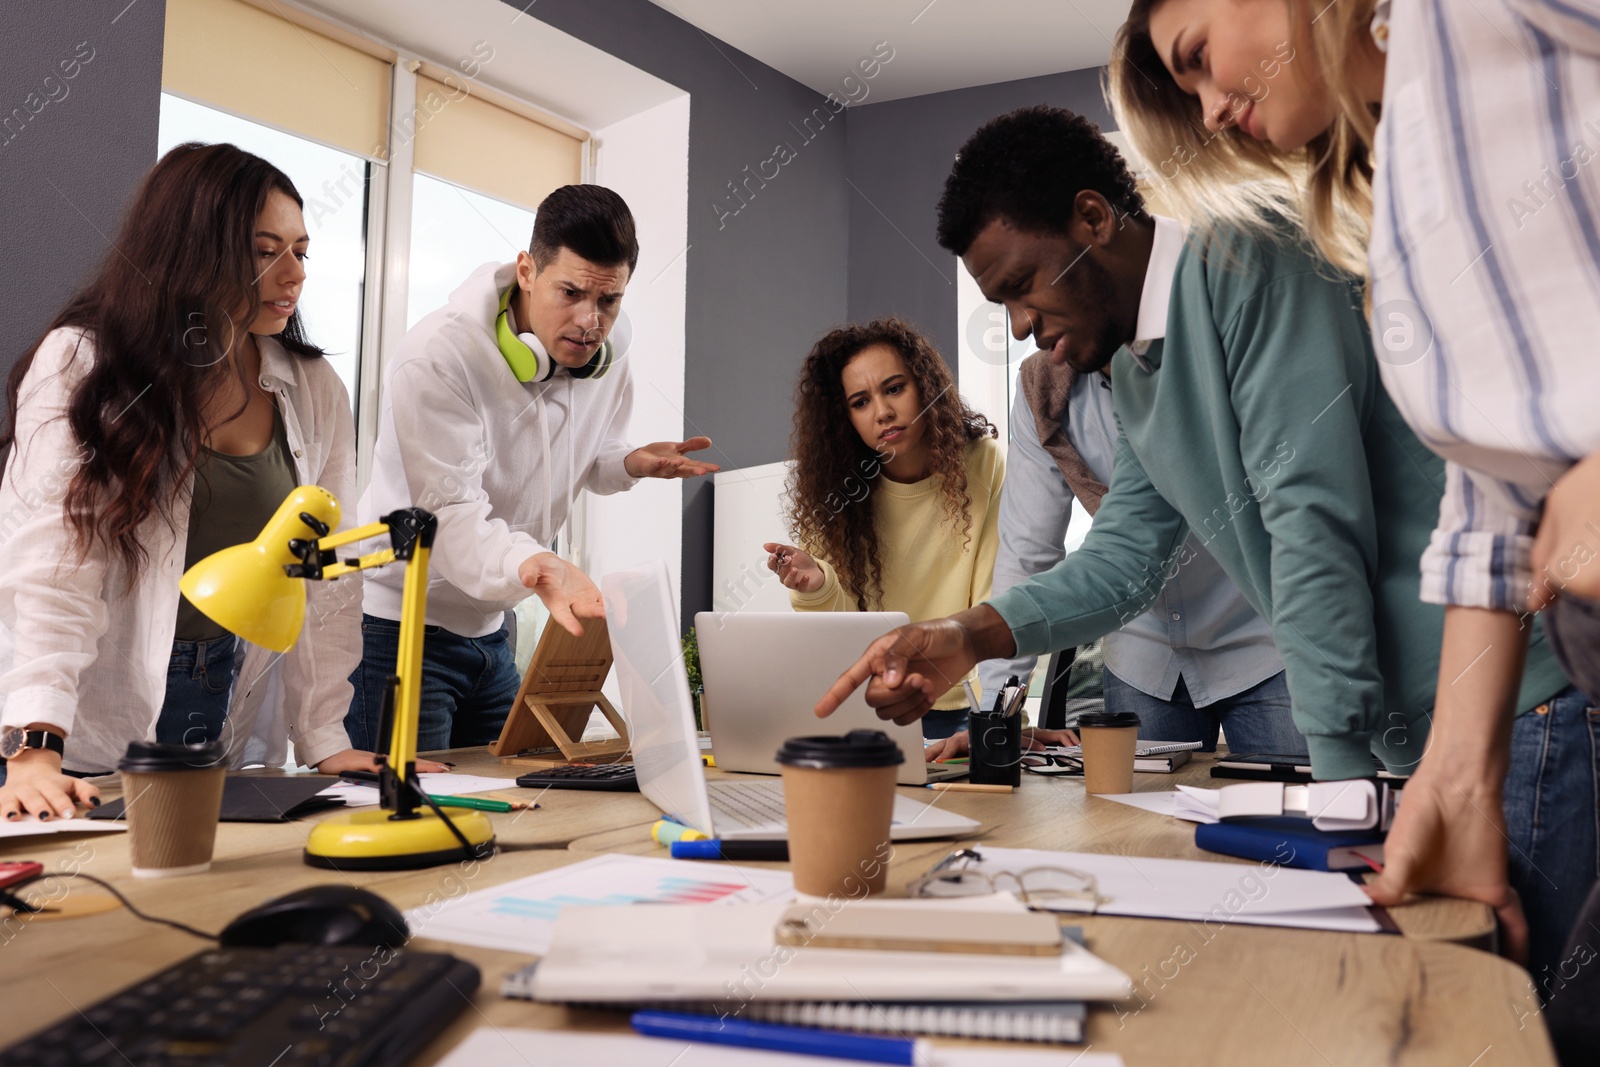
[486,791,540,809]
[926,782,1014,794]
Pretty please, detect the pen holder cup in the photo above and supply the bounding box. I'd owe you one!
[968,710,1022,787]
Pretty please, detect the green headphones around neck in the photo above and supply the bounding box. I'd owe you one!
[495,285,617,383]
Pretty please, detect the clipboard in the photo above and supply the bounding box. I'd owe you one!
[488,616,631,769]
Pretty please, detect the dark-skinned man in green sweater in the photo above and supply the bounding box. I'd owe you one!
[818,107,1574,965]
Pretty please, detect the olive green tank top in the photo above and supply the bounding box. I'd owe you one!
[174,411,299,642]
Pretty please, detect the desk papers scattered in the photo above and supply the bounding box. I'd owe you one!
[436,1029,1127,1067]
[0,816,125,840]
[317,771,518,808]
[969,846,1382,934]
[405,853,794,955]
[1101,781,1389,831]
[1095,785,1222,823]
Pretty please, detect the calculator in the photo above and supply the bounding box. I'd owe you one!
[515,763,639,791]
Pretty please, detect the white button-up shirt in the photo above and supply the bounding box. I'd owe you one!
[1369,0,1600,611]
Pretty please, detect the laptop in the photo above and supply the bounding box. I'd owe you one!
[601,561,980,842]
[695,611,966,785]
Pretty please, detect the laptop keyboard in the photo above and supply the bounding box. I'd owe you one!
[707,780,788,832]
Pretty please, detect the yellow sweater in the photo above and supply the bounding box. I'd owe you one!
[791,436,1004,710]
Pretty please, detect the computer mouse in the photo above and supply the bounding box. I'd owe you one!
[218,885,409,950]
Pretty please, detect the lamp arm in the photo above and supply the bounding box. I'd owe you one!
[293,509,438,822]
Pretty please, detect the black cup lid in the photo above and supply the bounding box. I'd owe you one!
[1075,711,1141,729]
[776,730,905,769]
[118,739,228,773]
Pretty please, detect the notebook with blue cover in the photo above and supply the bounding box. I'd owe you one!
[1195,816,1385,872]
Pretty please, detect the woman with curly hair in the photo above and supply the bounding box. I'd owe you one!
[763,318,1003,740]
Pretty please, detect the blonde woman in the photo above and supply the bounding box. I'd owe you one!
[1106,0,1600,991]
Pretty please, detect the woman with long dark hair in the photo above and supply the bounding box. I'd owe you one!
[0,142,427,821]
[763,318,1003,740]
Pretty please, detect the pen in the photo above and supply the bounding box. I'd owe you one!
[1003,681,1028,720]
[927,782,1014,794]
[631,1010,927,1066]
[670,839,789,862]
[962,679,981,714]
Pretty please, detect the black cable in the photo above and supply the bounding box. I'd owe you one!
[36,872,220,941]
[406,768,494,863]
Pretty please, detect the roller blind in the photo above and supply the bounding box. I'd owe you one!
[162,0,391,160]
[411,75,583,211]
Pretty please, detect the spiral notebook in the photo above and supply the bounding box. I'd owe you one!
[503,970,1086,1044]
[501,928,1090,1044]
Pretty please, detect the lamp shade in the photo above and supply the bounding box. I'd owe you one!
[179,486,341,653]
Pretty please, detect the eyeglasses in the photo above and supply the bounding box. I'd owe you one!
[1019,751,1083,777]
[906,848,1106,913]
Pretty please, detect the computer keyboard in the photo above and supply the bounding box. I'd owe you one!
[2,943,479,1066]
[515,763,639,791]
[708,780,788,831]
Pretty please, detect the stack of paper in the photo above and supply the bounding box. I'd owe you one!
[528,894,1134,1003]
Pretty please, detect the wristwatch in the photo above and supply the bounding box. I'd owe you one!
[0,728,66,760]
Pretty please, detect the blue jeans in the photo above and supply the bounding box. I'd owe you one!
[1103,668,1306,755]
[345,614,521,753]
[156,636,238,747]
[1502,685,1600,985]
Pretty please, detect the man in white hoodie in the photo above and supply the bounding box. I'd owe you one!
[347,185,716,752]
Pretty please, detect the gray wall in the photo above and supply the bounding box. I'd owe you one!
[507,0,853,629]
[0,0,1111,629]
[0,0,166,395]
[846,67,1114,362]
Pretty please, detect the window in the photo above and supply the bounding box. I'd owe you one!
[158,93,370,407]
[955,261,1092,553]
[406,175,535,329]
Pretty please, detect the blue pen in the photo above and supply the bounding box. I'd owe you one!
[631,1010,928,1066]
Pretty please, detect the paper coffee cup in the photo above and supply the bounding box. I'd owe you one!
[776,731,903,898]
[118,740,228,878]
[1076,711,1141,795]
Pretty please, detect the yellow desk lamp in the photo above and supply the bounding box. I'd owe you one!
[180,486,495,870]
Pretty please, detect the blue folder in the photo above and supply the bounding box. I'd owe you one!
[1195,816,1386,872]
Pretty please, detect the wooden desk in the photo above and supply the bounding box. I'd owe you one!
[0,749,1551,1065]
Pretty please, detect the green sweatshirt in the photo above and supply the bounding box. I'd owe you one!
[989,220,1569,780]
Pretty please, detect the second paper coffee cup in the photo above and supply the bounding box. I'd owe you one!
[118,739,228,878]
[776,730,903,897]
[1076,711,1141,795]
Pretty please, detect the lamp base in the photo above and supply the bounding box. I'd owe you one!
[303,808,495,871]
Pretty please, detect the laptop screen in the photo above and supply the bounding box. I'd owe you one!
[600,561,717,834]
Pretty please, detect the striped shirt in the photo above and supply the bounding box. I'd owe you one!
[1368,0,1600,611]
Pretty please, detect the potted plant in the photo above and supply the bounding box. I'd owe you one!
[681,627,705,732]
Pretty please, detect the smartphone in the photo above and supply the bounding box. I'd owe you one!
[0,861,44,891]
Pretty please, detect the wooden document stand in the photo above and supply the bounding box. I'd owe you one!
[489,616,630,769]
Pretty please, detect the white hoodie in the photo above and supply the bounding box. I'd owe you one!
[360,261,639,637]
